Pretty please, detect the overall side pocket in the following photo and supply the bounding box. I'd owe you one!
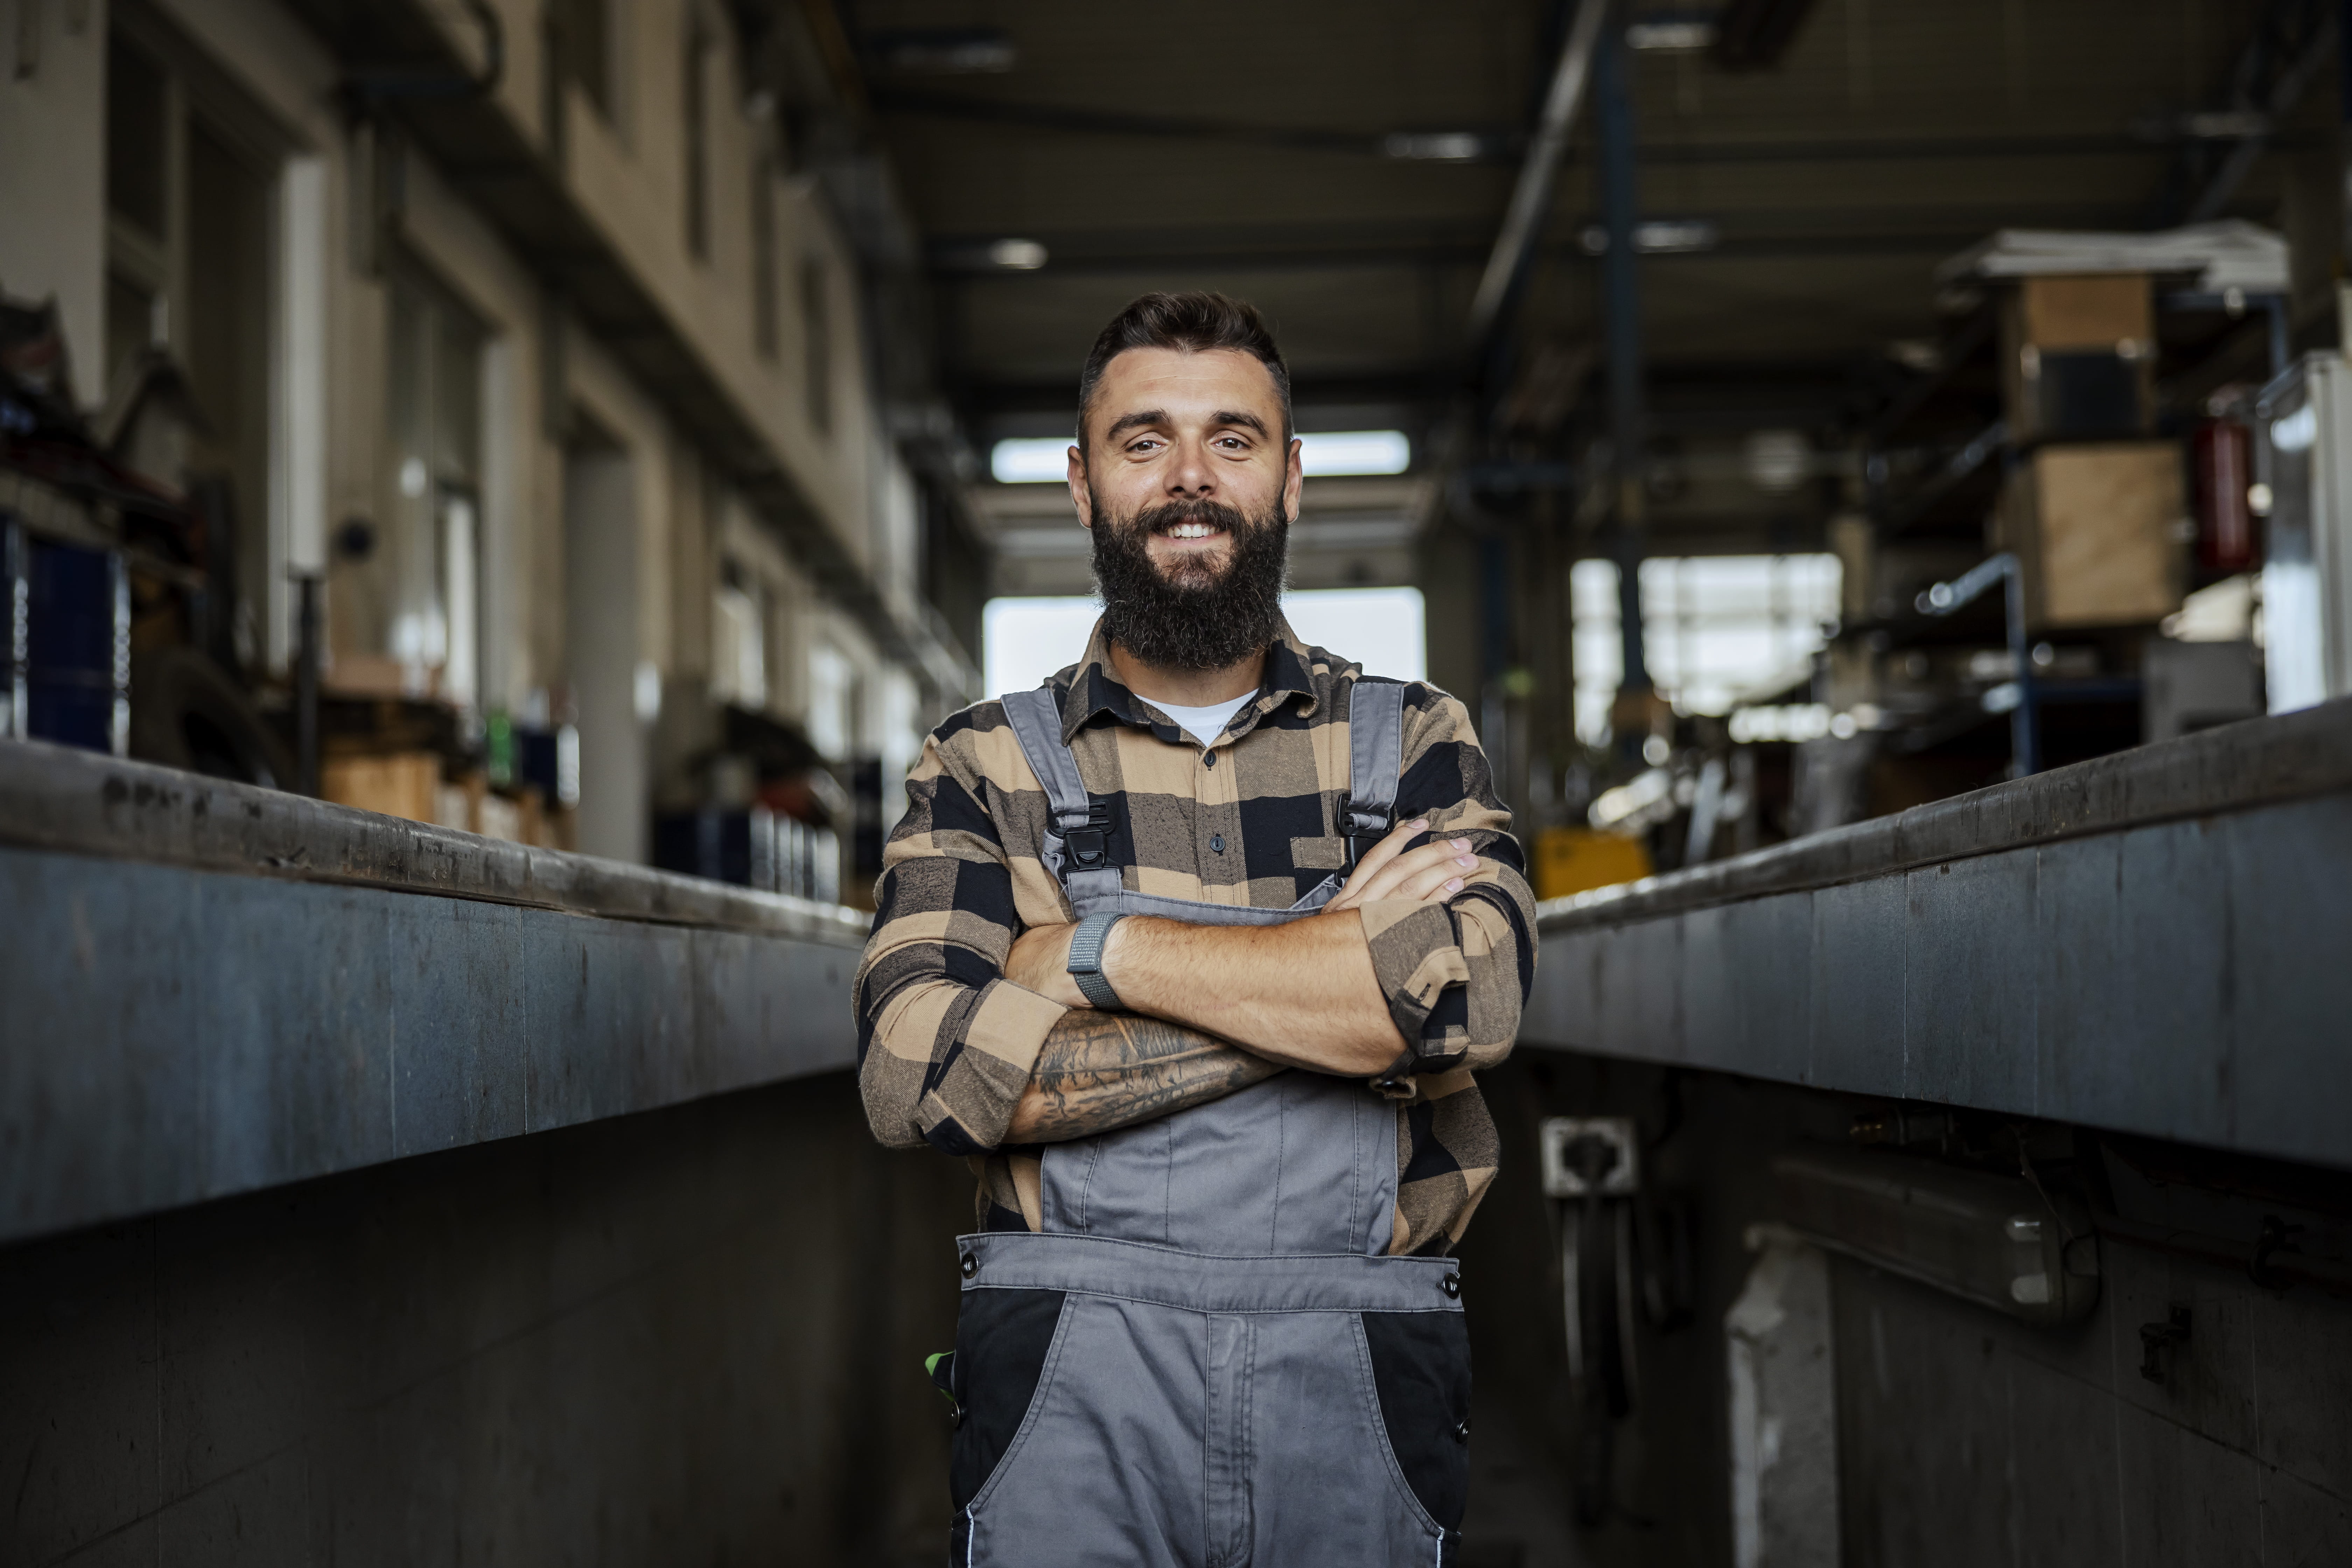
[948,1287,1068,1513]
[1358,1308,1474,1532]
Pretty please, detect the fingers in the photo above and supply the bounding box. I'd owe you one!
[1386,855,1475,904]
[1331,834,1482,909]
[1330,816,1428,907]
[1336,816,1428,892]
[1359,838,1479,903]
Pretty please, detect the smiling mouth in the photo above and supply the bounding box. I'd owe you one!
[1159,520,1225,541]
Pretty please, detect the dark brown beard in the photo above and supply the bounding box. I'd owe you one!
[1088,489,1290,673]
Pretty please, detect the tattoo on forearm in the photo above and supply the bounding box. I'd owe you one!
[1008,1011,1283,1143]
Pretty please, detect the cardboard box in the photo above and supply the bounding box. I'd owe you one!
[322,751,441,825]
[2010,273,2152,349]
[1997,443,2187,629]
[2001,274,2155,442]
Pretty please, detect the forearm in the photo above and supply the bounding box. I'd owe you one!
[1006,1009,1285,1143]
[1103,910,1407,1077]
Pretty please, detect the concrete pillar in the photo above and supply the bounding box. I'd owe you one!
[565,440,647,862]
[1726,1230,1840,1568]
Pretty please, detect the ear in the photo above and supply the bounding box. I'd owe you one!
[1067,444,1093,528]
[1281,436,1304,522]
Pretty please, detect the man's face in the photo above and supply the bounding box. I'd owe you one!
[1070,347,1302,582]
[1068,347,1304,671]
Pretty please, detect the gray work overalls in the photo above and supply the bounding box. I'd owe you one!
[941,677,1472,1568]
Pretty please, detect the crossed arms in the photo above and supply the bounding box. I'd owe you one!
[853,691,1538,1158]
[1002,820,1480,1142]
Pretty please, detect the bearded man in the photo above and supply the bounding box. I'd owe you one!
[855,291,1535,1567]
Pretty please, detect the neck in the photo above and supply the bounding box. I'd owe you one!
[1106,640,1266,708]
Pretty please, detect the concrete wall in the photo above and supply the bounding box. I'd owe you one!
[0,1072,974,1568]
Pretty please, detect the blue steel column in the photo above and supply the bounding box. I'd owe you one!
[1596,7,1649,708]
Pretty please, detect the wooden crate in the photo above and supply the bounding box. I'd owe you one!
[321,751,441,825]
[1997,443,2187,629]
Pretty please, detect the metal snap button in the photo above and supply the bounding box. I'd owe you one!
[1440,1272,1461,1299]
[1452,1418,1470,1444]
[960,1252,978,1280]
[1203,750,1217,768]
[1211,833,1225,853]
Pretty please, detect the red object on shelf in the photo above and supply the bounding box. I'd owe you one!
[2191,419,2257,575]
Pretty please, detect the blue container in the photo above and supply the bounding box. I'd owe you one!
[4,520,128,755]
[25,536,124,752]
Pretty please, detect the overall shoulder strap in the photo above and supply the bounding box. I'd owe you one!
[1341,678,1408,866]
[999,686,1124,903]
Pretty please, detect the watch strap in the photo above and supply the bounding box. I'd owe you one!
[1066,911,1126,1011]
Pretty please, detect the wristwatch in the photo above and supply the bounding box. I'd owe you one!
[1066,911,1126,1010]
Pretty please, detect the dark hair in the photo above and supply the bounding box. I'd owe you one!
[1075,292,1292,450]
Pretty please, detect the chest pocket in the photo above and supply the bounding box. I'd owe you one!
[1290,835,1350,871]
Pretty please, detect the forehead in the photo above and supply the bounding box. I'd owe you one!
[1086,346,1283,433]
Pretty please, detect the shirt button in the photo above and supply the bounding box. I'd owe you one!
[1211,834,1225,854]
[1203,750,1217,768]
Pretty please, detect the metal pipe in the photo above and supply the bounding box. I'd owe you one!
[1597,12,1650,696]
[1465,0,1610,350]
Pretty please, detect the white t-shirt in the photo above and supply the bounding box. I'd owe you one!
[1148,692,1256,749]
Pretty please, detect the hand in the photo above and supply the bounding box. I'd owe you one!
[1323,817,1482,913]
[1007,921,1088,1007]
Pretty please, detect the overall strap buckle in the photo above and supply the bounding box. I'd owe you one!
[1338,794,1395,871]
[1062,798,1115,871]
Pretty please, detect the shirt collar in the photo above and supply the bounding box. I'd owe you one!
[1060,617,1324,744]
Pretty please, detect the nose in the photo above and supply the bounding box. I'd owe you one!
[1166,436,1216,499]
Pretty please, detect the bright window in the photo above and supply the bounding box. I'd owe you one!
[989,429,1411,484]
[1571,555,1840,742]
[982,587,1427,697]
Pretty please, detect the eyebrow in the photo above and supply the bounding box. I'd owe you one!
[1102,408,1271,441]
[1105,410,1170,441]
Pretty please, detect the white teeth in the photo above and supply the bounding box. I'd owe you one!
[1167,522,1218,539]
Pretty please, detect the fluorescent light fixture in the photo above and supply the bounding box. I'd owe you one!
[1580,218,1721,255]
[986,238,1049,270]
[991,437,1073,483]
[1299,429,1410,476]
[1627,18,1719,50]
[991,429,1411,482]
[869,27,1016,74]
[1382,131,1490,161]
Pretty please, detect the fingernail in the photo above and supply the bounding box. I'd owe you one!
[1451,839,1471,852]
[1407,818,1428,831]
[1445,877,1464,892]
[1456,855,1477,868]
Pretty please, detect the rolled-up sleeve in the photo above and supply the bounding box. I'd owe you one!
[854,723,1066,1154]
[1355,687,1536,1077]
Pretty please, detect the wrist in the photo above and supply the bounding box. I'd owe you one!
[1066,911,1128,1011]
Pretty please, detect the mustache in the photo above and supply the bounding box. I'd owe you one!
[1125,498,1259,537]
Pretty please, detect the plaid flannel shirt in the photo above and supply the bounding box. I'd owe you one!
[854,620,1535,1256]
